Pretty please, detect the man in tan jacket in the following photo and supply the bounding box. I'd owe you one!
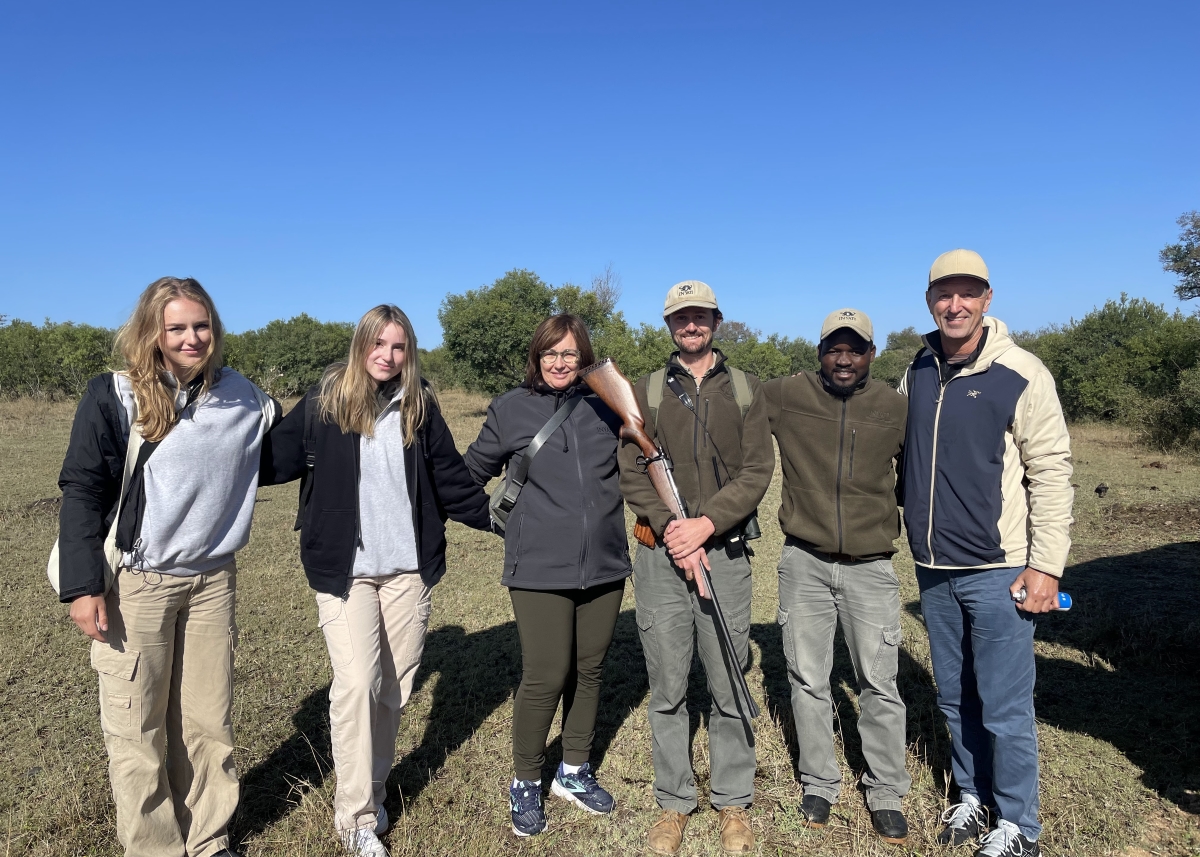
[618,281,774,855]
[762,308,911,844]
[900,250,1073,857]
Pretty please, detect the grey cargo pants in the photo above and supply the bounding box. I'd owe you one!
[777,540,910,811]
[634,540,755,813]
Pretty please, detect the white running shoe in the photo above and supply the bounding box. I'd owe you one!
[341,827,391,857]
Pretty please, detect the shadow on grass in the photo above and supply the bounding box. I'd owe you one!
[1033,541,1200,812]
[236,609,651,839]
[752,621,948,807]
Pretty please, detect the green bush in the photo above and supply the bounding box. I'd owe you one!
[0,319,114,398]
[225,314,354,397]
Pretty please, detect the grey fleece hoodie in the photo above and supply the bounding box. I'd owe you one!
[116,369,274,575]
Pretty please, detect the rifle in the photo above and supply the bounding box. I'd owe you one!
[579,357,760,721]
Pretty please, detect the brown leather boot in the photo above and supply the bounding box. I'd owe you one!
[719,806,755,854]
[647,809,690,855]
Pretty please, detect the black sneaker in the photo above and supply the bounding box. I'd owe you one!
[974,820,1039,857]
[938,796,989,846]
[551,762,615,814]
[509,779,547,837]
[870,809,908,844]
[800,794,831,828]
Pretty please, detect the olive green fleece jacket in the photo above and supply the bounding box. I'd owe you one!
[618,351,774,539]
[762,371,908,557]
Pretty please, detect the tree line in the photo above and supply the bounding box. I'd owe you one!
[3,211,1197,447]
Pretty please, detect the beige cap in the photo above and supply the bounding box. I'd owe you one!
[929,249,990,288]
[820,308,874,344]
[663,280,719,318]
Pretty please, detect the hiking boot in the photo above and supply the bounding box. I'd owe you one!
[800,793,831,828]
[938,794,989,846]
[871,809,909,844]
[551,761,615,814]
[509,779,547,837]
[718,806,754,853]
[974,820,1040,857]
[647,809,690,855]
[340,827,390,857]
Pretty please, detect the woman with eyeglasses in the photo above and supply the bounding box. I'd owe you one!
[464,314,632,838]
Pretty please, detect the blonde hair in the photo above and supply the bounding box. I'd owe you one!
[114,277,224,443]
[318,304,431,443]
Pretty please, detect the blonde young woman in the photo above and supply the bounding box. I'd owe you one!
[58,277,279,857]
[260,304,490,857]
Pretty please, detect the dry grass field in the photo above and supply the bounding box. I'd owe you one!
[1,390,1198,856]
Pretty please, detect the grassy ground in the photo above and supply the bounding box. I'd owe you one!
[0,393,1197,856]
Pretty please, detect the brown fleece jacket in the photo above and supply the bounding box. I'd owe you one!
[762,371,907,557]
[618,351,774,539]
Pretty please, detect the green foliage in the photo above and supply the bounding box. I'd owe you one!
[715,325,816,381]
[1160,210,1200,301]
[224,314,355,398]
[872,326,925,388]
[0,319,114,398]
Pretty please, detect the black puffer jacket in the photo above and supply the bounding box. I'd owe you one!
[259,385,490,595]
[464,383,632,590]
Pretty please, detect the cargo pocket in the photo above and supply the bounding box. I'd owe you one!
[635,606,659,673]
[870,624,902,684]
[316,594,354,669]
[727,606,752,670]
[777,607,795,668]
[91,642,142,742]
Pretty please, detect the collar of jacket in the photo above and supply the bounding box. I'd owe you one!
[666,348,728,381]
[523,378,585,400]
[817,369,872,398]
[921,317,1015,377]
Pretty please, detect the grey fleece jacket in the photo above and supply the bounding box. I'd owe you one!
[116,369,275,575]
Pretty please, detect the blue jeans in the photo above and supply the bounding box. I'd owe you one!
[916,565,1040,839]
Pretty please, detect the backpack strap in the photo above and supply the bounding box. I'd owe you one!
[647,367,666,434]
[294,392,321,530]
[727,366,752,420]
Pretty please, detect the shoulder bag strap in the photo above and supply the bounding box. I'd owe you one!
[496,394,583,512]
[727,366,753,420]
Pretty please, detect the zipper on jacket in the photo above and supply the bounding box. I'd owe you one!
[570,415,590,588]
[835,398,847,553]
[848,429,856,480]
[926,363,948,566]
[511,513,525,577]
[702,398,710,448]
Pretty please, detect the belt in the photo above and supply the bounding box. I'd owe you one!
[788,536,891,564]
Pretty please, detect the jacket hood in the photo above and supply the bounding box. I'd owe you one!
[922,316,1015,374]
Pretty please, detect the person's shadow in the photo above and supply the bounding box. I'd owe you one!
[234,609,650,841]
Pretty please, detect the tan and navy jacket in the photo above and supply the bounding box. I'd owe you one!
[899,317,1074,577]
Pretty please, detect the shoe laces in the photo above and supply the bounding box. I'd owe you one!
[941,797,986,828]
[510,781,543,814]
[564,763,599,790]
[341,827,389,857]
[976,820,1024,857]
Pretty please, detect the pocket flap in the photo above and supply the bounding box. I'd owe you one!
[883,624,903,646]
[777,606,789,626]
[636,607,655,632]
[316,596,345,628]
[91,643,140,681]
[108,694,132,709]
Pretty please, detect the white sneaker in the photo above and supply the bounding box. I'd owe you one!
[375,804,388,835]
[341,827,391,857]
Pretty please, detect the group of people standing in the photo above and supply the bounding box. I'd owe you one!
[57,247,1072,857]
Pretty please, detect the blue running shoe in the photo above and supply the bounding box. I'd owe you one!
[551,762,615,815]
[509,779,547,837]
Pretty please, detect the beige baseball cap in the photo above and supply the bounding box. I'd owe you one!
[819,308,874,344]
[929,249,990,288]
[663,280,719,318]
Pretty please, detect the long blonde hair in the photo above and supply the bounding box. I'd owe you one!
[318,304,430,443]
[114,277,225,443]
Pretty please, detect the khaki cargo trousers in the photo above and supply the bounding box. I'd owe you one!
[315,572,433,834]
[91,562,239,857]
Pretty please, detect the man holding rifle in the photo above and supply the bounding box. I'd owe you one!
[762,308,911,844]
[617,281,773,855]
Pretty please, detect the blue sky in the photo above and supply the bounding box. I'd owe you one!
[1,1,1197,347]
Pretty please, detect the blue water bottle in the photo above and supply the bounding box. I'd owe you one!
[1012,588,1072,611]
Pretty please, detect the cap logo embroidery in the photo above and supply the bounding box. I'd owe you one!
[967,389,981,398]
[840,310,856,318]
[677,284,694,295]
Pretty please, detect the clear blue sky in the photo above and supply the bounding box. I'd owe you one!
[2,1,1196,348]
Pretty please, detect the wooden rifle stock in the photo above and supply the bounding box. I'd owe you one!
[579,358,760,721]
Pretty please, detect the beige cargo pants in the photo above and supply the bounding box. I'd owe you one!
[91,562,239,857]
[316,572,433,834]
